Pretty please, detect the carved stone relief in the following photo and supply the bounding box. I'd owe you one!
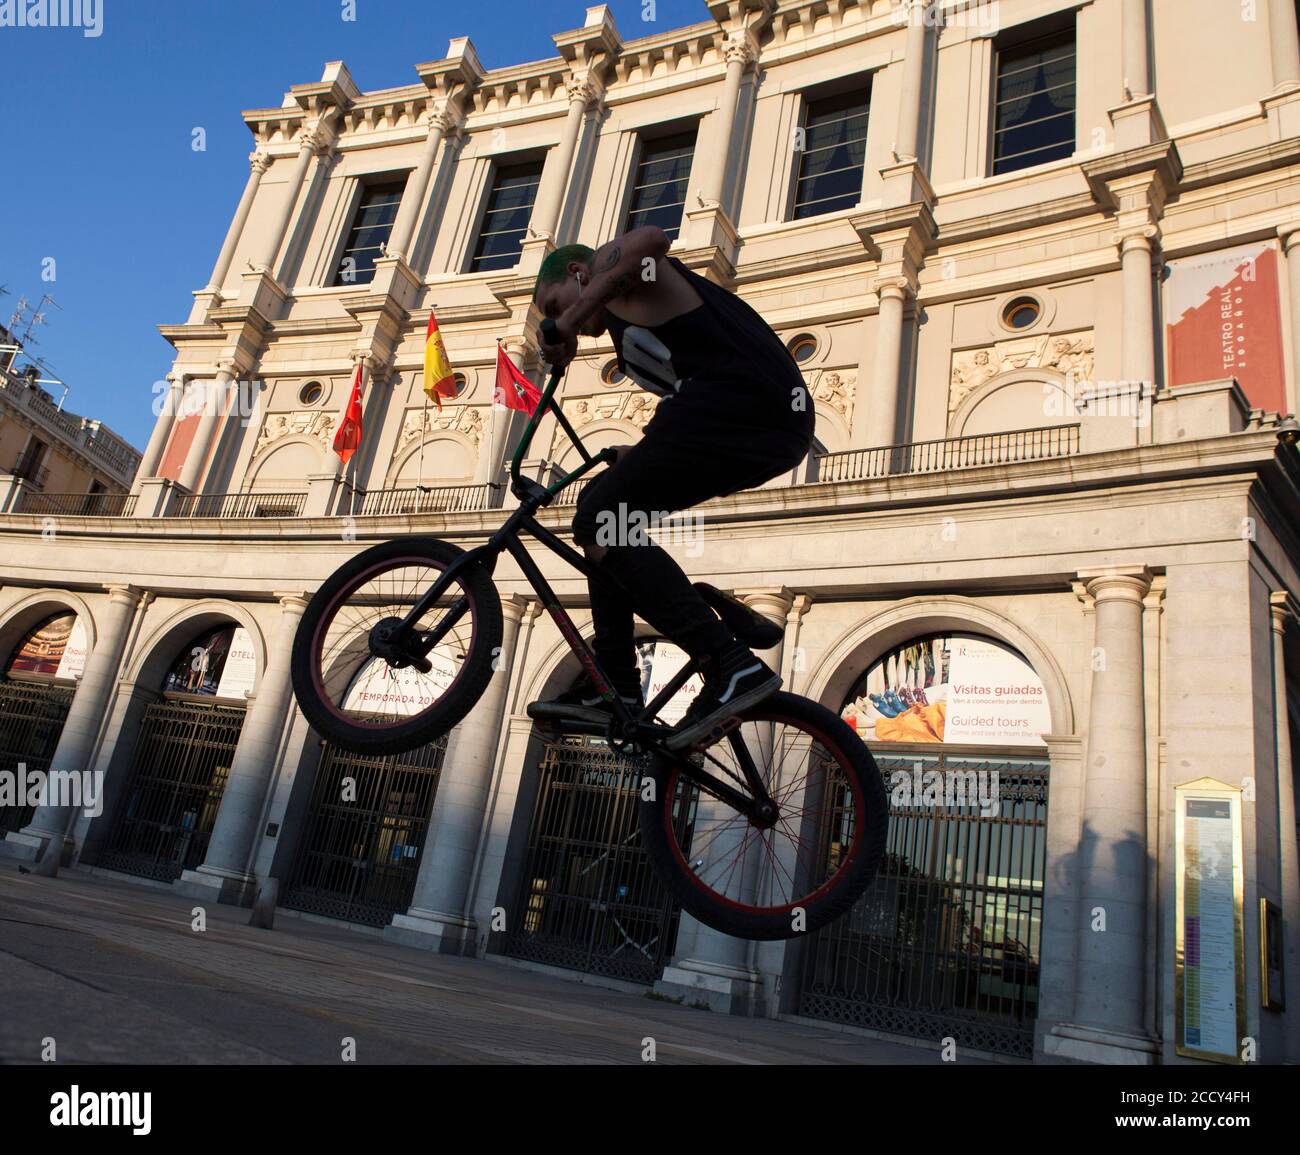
[399,404,485,452]
[255,409,337,456]
[948,330,1095,417]
[806,368,856,427]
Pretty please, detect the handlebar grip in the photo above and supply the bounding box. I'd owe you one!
[540,318,560,346]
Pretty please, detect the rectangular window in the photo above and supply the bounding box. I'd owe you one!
[624,130,697,240]
[331,179,407,286]
[470,159,545,272]
[992,26,1076,175]
[792,86,870,220]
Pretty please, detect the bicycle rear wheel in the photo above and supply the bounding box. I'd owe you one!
[639,692,886,941]
[290,537,502,755]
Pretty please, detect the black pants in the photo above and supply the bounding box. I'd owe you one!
[571,377,814,692]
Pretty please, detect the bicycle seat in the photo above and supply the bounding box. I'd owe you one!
[694,583,783,650]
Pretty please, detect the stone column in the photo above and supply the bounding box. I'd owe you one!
[529,77,599,243]
[250,124,330,277]
[386,109,454,263]
[696,35,754,208]
[863,278,910,449]
[1268,592,1300,1063]
[1121,0,1151,97]
[1118,228,1158,391]
[204,151,271,295]
[1270,0,1300,90]
[1050,566,1157,1063]
[177,364,235,494]
[387,594,529,953]
[133,373,185,486]
[1280,226,1300,417]
[893,0,928,161]
[181,594,309,904]
[9,585,143,855]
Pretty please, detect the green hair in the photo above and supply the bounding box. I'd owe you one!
[534,244,594,295]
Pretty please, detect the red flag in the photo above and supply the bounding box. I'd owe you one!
[332,364,364,464]
[494,344,541,415]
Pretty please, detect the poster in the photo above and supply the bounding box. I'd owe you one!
[340,649,458,717]
[637,640,701,726]
[1175,782,1245,1064]
[1165,242,1288,414]
[840,634,1050,747]
[8,613,87,680]
[214,628,257,699]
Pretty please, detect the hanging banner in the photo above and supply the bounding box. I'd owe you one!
[8,613,87,679]
[637,640,702,726]
[340,650,458,717]
[841,634,1050,747]
[1175,779,1246,1064]
[214,628,258,699]
[1165,242,1287,414]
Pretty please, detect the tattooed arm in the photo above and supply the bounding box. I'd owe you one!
[571,226,670,323]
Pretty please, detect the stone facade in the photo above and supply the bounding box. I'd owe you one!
[1,0,1298,1065]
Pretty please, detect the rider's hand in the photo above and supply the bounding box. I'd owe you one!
[607,443,638,464]
[539,316,579,368]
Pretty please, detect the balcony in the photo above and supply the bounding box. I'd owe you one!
[813,424,1081,483]
[347,483,499,517]
[172,491,308,519]
[16,491,138,517]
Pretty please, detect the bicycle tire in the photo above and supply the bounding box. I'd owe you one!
[291,537,502,755]
[639,691,887,941]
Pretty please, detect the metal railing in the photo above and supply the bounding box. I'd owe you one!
[172,491,307,519]
[16,491,137,517]
[547,469,593,507]
[814,424,1081,483]
[352,483,497,517]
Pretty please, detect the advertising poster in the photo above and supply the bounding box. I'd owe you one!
[1175,782,1245,1063]
[8,613,88,680]
[637,639,701,726]
[214,628,258,699]
[1165,242,1287,414]
[341,649,459,717]
[840,634,1050,747]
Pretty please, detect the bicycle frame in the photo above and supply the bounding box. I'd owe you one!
[391,358,775,817]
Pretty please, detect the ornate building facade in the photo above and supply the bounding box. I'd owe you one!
[1,0,1299,1064]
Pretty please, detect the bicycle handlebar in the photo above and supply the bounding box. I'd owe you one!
[509,318,616,498]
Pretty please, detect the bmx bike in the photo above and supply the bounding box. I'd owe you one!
[290,322,886,941]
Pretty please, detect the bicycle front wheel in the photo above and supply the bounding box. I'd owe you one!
[291,537,502,755]
[639,692,887,941]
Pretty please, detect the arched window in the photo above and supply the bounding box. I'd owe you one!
[5,612,88,682]
[161,625,257,700]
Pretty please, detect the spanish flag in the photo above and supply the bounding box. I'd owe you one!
[423,310,457,410]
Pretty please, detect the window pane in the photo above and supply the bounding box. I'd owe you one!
[331,178,408,286]
[470,159,544,271]
[993,29,1076,175]
[624,129,696,239]
[793,87,870,219]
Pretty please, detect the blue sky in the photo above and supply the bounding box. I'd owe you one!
[0,0,707,451]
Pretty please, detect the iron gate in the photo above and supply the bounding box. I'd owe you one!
[281,735,447,927]
[99,700,243,881]
[502,737,685,984]
[0,679,75,837]
[799,751,1049,1058]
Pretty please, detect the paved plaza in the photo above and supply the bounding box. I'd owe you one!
[0,868,975,1066]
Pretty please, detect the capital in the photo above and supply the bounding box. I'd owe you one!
[1078,566,1153,604]
[872,274,913,301]
[737,586,794,625]
[1114,225,1159,253]
[249,150,271,175]
[1278,222,1300,252]
[275,592,312,614]
[1270,590,1297,633]
[723,32,757,68]
[566,72,605,106]
[103,583,144,609]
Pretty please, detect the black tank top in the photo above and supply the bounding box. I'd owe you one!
[605,258,809,407]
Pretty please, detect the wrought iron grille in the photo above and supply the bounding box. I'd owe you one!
[15,491,138,517]
[814,424,1080,483]
[0,679,74,837]
[171,491,307,518]
[281,734,447,927]
[502,737,685,984]
[798,750,1049,1059]
[350,483,498,517]
[98,700,244,881]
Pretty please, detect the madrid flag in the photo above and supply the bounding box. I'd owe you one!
[332,364,364,464]
[495,344,542,415]
[424,310,458,410]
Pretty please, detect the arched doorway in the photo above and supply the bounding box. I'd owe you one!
[502,639,697,983]
[797,632,1052,1058]
[280,654,451,927]
[98,624,253,880]
[0,612,85,836]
